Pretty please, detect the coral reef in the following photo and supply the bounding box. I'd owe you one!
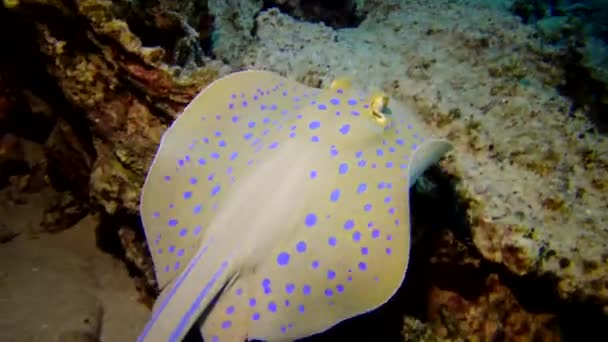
[0,0,230,294]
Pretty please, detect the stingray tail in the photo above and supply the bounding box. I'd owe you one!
[137,238,236,342]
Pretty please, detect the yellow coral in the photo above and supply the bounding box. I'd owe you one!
[3,0,19,9]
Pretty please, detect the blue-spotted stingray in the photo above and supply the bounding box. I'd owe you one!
[137,70,452,342]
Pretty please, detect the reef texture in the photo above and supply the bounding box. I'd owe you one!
[0,0,230,290]
[1,0,608,340]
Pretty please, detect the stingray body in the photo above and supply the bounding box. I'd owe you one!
[137,70,452,342]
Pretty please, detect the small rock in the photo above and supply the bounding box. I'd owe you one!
[0,222,19,243]
[41,191,88,233]
[0,133,29,187]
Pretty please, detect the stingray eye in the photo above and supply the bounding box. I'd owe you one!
[369,93,391,127]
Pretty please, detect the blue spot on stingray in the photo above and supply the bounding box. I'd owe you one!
[193,226,202,235]
[310,170,317,179]
[327,270,336,280]
[317,104,327,110]
[268,302,277,312]
[249,298,257,307]
[302,285,311,296]
[385,196,392,203]
[179,228,188,237]
[357,183,367,193]
[270,104,278,110]
[286,283,296,294]
[389,147,396,153]
[211,152,220,159]
[339,163,349,174]
[386,161,394,168]
[312,260,319,269]
[386,247,392,255]
[252,312,260,321]
[215,131,222,137]
[348,98,357,105]
[377,148,384,156]
[330,148,339,157]
[192,204,201,214]
[229,152,239,161]
[248,121,256,128]
[277,252,290,266]
[221,320,232,329]
[211,184,221,196]
[263,117,271,124]
[358,262,367,271]
[325,289,334,297]
[198,158,206,165]
[305,213,317,227]
[396,138,405,145]
[269,141,279,149]
[309,121,320,130]
[361,247,369,255]
[168,219,178,226]
[189,177,198,185]
[330,98,340,105]
[336,284,344,293]
[378,182,386,189]
[339,124,350,135]
[330,189,341,202]
[232,115,239,123]
[183,191,192,199]
[298,304,305,313]
[372,229,380,239]
[355,151,363,158]
[225,306,235,315]
[328,236,337,246]
[289,132,296,138]
[208,173,215,181]
[311,136,319,142]
[242,100,248,107]
[296,241,307,253]
[358,160,367,167]
[168,245,175,253]
[178,159,184,167]
[344,219,354,230]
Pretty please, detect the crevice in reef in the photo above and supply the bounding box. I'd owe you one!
[0,6,97,198]
[261,0,365,29]
[557,46,608,134]
[110,0,214,66]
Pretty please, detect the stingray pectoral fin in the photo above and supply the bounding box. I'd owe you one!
[137,239,237,342]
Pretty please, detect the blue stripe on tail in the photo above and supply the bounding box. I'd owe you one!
[169,260,230,342]
[138,238,215,342]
